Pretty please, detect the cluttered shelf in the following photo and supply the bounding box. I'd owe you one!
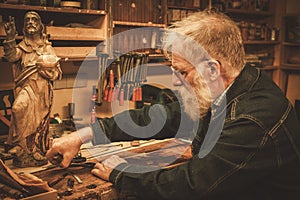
[0,3,107,15]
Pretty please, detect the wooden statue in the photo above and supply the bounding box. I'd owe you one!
[3,11,62,167]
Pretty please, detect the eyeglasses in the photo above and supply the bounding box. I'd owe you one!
[171,66,195,88]
[170,59,221,87]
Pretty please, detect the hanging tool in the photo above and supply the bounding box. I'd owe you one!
[107,69,115,102]
[97,53,109,104]
[119,54,130,105]
[112,56,122,101]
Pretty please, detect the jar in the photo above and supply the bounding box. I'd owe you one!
[240,21,249,41]
[232,0,242,9]
[248,23,256,40]
[255,24,262,40]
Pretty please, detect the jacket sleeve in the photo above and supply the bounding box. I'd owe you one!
[108,117,277,200]
[91,101,195,144]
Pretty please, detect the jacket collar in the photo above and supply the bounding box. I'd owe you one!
[226,64,260,105]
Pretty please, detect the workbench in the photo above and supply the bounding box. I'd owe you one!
[6,138,191,200]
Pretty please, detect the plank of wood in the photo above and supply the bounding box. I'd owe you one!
[53,46,97,59]
[0,114,10,126]
[46,26,106,41]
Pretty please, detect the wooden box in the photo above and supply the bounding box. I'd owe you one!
[22,190,57,200]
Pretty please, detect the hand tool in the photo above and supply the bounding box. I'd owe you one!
[107,69,115,102]
[97,53,109,104]
[48,172,69,187]
[70,172,83,184]
[112,57,121,101]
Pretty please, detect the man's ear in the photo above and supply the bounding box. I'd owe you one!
[208,60,221,81]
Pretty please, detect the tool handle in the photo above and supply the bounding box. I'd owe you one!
[112,87,119,101]
[119,88,124,106]
[109,70,114,88]
[103,86,109,101]
[107,87,113,102]
[132,87,137,101]
[137,86,142,101]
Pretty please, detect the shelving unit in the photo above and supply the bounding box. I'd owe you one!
[0,2,110,120]
[213,1,280,82]
[277,0,300,104]
[0,3,108,60]
[166,0,201,25]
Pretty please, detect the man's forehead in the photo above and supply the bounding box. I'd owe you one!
[172,53,195,69]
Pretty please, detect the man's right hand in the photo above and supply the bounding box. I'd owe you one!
[46,131,83,168]
[4,16,17,40]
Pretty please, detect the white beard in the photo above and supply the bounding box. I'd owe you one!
[179,76,212,120]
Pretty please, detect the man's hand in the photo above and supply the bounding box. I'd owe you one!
[91,155,128,181]
[46,131,82,168]
[4,16,17,40]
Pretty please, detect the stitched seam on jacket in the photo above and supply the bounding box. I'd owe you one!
[98,119,107,140]
[282,124,300,166]
[225,68,260,107]
[238,114,267,132]
[114,165,132,186]
[272,135,282,168]
[267,103,292,137]
[205,127,269,194]
[230,100,237,120]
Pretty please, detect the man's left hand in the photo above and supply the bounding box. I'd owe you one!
[91,155,128,181]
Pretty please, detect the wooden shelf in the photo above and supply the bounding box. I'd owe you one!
[113,21,166,28]
[284,14,300,17]
[260,65,279,70]
[281,63,300,70]
[146,61,171,67]
[283,42,300,46]
[149,54,166,60]
[167,5,200,11]
[0,36,23,40]
[0,3,106,15]
[46,26,106,41]
[243,40,279,45]
[61,56,98,62]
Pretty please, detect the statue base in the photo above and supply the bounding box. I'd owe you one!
[12,154,48,168]
[9,146,48,168]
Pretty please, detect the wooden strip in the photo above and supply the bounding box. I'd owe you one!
[0,114,10,126]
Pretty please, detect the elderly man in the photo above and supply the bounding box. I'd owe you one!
[4,11,62,167]
[46,11,300,199]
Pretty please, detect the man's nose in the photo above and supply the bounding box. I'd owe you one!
[172,73,183,86]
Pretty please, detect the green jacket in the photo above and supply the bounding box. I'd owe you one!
[91,65,300,200]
